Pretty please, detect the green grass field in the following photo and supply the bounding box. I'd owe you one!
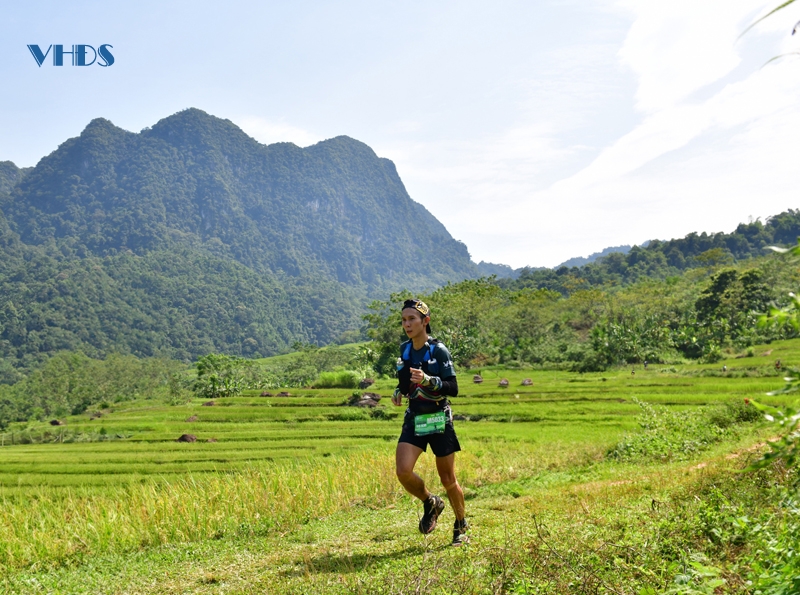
[1,340,797,594]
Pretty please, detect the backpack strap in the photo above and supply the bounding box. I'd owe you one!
[401,340,413,362]
[402,338,438,364]
[428,338,440,361]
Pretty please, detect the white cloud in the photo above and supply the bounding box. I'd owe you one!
[225,3,800,272]
[381,39,634,242]
[552,60,800,193]
[432,0,800,268]
[616,0,757,112]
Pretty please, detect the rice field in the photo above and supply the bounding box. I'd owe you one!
[0,352,786,491]
[0,339,796,581]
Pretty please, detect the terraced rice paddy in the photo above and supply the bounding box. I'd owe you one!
[0,341,792,493]
[0,340,796,591]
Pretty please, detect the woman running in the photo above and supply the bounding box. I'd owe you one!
[391,298,468,546]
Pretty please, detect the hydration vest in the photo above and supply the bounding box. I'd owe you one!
[398,338,445,401]
[402,338,438,364]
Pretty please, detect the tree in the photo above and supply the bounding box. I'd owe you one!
[193,353,250,399]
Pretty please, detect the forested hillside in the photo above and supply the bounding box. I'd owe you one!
[0,162,30,194]
[0,109,478,373]
[506,210,800,295]
[1,110,475,286]
[365,251,800,374]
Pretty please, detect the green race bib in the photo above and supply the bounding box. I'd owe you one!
[414,412,446,436]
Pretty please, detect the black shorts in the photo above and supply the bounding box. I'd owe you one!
[398,409,461,457]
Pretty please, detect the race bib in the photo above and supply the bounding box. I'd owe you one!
[414,412,446,436]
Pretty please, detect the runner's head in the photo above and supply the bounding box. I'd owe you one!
[402,299,431,336]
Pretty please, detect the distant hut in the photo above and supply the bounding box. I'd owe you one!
[521,378,532,386]
[499,378,509,388]
[473,375,484,384]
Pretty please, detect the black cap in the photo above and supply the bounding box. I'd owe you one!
[402,299,431,333]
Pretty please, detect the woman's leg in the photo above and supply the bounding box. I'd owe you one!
[435,453,466,520]
[395,441,428,500]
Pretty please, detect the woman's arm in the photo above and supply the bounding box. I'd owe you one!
[428,342,458,396]
[438,375,458,397]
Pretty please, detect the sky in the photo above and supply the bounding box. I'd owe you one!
[1,0,798,268]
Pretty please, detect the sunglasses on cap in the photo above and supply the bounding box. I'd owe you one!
[402,299,430,317]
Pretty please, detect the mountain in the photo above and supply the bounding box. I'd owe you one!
[475,261,519,279]
[556,244,633,269]
[1,109,476,287]
[0,109,480,372]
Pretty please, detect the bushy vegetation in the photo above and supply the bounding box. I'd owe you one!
[364,254,800,374]
[608,399,760,462]
[192,353,250,399]
[312,370,362,389]
[0,352,181,429]
[247,343,367,389]
[0,342,373,429]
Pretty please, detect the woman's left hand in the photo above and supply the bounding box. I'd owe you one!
[410,368,425,384]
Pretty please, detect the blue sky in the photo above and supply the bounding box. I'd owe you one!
[1,0,798,267]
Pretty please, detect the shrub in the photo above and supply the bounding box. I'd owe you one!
[313,370,361,389]
[708,400,762,427]
[608,399,760,462]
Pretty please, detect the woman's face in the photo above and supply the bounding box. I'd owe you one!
[401,308,429,340]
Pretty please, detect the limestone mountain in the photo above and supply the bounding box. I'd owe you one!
[1,109,475,287]
[0,109,479,373]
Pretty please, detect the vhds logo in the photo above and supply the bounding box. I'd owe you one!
[27,44,114,67]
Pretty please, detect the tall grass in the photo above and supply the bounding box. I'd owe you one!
[0,435,600,572]
[312,370,361,389]
[0,452,397,571]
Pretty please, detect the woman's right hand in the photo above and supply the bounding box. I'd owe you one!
[409,367,425,385]
[391,388,403,406]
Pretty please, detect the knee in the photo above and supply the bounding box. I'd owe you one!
[438,471,457,488]
[396,467,414,483]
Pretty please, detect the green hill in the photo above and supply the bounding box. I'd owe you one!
[506,210,800,295]
[1,109,475,286]
[2,107,798,375]
[0,109,479,371]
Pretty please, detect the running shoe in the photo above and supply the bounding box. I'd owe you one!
[418,494,445,534]
[452,518,469,546]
